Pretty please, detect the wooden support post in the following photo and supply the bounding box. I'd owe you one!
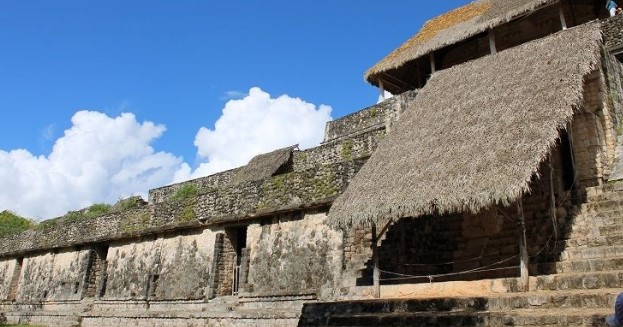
[559,5,567,30]
[379,80,385,101]
[548,162,558,240]
[429,52,436,74]
[371,222,380,298]
[415,61,422,88]
[517,198,529,292]
[567,123,577,186]
[489,30,497,55]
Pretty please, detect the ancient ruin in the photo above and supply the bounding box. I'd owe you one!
[3,0,623,326]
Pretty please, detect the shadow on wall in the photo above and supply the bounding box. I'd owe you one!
[296,297,489,327]
[354,177,581,287]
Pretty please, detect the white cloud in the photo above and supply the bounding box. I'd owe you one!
[178,87,332,180]
[0,87,332,220]
[0,111,184,220]
[220,90,247,101]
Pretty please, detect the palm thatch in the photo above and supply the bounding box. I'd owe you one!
[330,22,602,228]
[233,145,297,184]
[365,0,556,85]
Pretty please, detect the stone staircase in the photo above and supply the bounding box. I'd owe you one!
[298,183,623,326]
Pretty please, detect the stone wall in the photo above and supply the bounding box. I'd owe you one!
[212,231,236,297]
[246,211,342,296]
[0,159,366,259]
[46,249,90,301]
[603,14,623,52]
[16,252,55,302]
[143,159,367,231]
[103,228,215,301]
[571,69,617,186]
[292,130,383,172]
[157,229,215,300]
[148,168,240,204]
[322,90,416,143]
[0,258,16,299]
[101,238,160,300]
[0,208,150,258]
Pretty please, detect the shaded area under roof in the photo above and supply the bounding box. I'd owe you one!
[365,0,557,86]
[330,22,602,228]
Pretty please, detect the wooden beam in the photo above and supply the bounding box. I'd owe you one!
[559,5,567,30]
[371,222,380,298]
[378,79,385,101]
[429,52,436,74]
[376,219,393,242]
[489,30,497,55]
[517,198,529,292]
[415,61,422,89]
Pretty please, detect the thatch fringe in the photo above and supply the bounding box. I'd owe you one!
[330,22,603,229]
[233,145,296,184]
[365,0,556,84]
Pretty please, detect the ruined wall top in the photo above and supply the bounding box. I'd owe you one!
[322,90,417,144]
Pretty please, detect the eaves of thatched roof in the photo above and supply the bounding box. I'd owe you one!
[233,145,296,184]
[365,0,557,85]
[330,22,602,228]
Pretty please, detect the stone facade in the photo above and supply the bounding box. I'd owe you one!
[246,211,343,295]
[2,10,623,327]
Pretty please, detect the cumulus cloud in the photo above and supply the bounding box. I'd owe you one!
[0,88,332,220]
[178,87,332,180]
[0,111,184,220]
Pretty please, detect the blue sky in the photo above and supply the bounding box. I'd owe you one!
[0,0,471,220]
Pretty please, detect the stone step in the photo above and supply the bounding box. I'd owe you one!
[298,294,618,327]
[559,244,623,260]
[581,199,623,213]
[586,181,623,199]
[305,289,620,315]
[544,256,623,273]
[552,234,623,249]
[529,271,623,291]
[566,223,623,239]
[316,309,613,327]
[484,308,612,327]
[572,209,623,225]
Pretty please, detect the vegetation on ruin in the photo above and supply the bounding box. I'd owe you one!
[340,140,354,161]
[0,210,33,238]
[33,197,145,231]
[172,184,199,202]
[369,107,378,117]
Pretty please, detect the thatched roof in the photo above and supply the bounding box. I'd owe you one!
[330,22,602,228]
[365,0,557,85]
[233,145,296,184]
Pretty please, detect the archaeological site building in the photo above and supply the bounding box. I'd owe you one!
[4,0,623,326]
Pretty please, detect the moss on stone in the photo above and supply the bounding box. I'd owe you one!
[310,171,339,200]
[340,140,354,161]
[370,107,378,118]
[176,200,197,223]
[172,184,199,202]
[119,211,150,234]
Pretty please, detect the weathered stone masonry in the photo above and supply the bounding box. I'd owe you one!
[4,8,623,327]
[0,90,415,326]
